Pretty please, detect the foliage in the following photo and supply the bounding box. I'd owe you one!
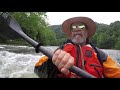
[0,12,57,46]
[0,12,120,50]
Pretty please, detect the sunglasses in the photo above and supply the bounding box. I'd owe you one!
[71,24,86,31]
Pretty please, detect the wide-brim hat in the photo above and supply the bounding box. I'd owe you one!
[62,17,96,38]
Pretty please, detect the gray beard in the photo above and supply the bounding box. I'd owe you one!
[71,35,85,45]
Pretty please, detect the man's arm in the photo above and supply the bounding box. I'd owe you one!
[96,48,120,78]
[103,55,120,78]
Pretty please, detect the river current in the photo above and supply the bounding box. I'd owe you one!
[0,44,120,78]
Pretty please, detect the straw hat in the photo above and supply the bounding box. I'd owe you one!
[62,17,96,38]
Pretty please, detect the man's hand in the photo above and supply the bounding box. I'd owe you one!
[52,49,74,75]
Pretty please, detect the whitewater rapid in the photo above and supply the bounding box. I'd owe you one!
[0,44,120,78]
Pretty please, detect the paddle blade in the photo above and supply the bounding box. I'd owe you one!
[0,12,20,40]
[5,12,23,33]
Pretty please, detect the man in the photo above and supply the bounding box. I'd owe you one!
[34,17,120,78]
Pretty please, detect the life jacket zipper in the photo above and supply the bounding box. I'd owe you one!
[76,45,85,70]
[76,45,80,67]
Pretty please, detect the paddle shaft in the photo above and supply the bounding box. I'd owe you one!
[17,31,96,78]
[0,12,96,78]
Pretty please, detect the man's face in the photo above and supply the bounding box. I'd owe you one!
[70,22,88,45]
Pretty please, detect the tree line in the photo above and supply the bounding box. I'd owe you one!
[0,12,120,50]
[50,22,120,50]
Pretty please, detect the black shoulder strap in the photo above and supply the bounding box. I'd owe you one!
[90,43,101,60]
[59,39,74,49]
[89,43,107,65]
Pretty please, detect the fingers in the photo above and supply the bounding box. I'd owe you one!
[54,50,66,66]
[61,68,70,75]
[52,49,74,75]
[52,49,66,66]
[52,49,61,64]
[57,53,71,69]
[63,56,74,70]
[60,57,74,75]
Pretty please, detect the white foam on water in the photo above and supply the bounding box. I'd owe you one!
[0,45,8,47]
[0,51,41,78]
[0,44,29,48]
[0,45,120,78]
[0,47,4,49]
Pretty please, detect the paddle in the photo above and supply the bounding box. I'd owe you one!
[0,12,96,78]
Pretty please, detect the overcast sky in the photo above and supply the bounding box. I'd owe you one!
[46,12,120,25]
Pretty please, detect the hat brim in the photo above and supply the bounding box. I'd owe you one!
[62,17,96,38]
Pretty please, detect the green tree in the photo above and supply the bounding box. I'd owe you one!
[6,12,57,45]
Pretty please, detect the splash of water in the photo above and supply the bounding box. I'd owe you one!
[0,44,120,78]
[0,51,40,78]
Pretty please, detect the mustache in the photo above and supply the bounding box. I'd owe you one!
[73,32,82,37]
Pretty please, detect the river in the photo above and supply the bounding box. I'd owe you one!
[0,44,120,78]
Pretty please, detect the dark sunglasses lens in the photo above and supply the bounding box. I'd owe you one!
[71,25,76,29]
[78,24,86,29]
[71,24,86,31]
